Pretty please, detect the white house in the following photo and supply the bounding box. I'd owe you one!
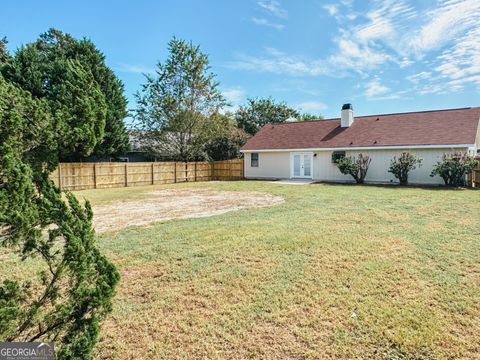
[241,105,480,185]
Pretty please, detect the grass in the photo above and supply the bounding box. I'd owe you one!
[5,181,480,359]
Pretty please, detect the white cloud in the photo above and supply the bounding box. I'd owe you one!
[222,87,245,110]
[250,17,284,30]
[364,78,390,98]
[229,41,390,77]
[322,4,338,16]
[434,26,480,88]
[327,38,392,73]
[409,0,480,53]
[406,0,480,92]
[399,58,414,68]
[228,48,329,76]
[296,101,327,112]
[323,0,357,22]
[371,94,402,100]
[406,71,432,84]
[222,87,244,103]
[233,0,480,96]
[325,0,417,72]
[264,47,285,57]
[256,0,288,19]
[417,83,447,95]
[115,63,155,74]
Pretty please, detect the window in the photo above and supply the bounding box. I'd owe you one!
[331,151,346,163]
[251,153,259,167]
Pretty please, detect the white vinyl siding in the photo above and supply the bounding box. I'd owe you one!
[244,148,469,185]
[244,152,290,179]
[313,148,467,185]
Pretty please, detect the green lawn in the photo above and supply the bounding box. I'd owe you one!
[8,181,480,359]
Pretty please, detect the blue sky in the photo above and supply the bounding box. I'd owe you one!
[1,0,479,119]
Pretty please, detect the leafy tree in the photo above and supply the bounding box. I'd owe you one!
[431,152,478,186]
[1,29,129,160]
[235,97,300,135]
[335,154,372,184]
[135,37,225,161]
[388,152,422,185]
[298,113,323,121]
[205,113,249,160]
[0,65,118,357]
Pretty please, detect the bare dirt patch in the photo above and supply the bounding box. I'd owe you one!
[93,188,284,233]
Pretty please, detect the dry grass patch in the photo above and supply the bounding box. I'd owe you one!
[92,188,284,233]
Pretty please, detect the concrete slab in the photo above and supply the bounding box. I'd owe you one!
[271,179,315,185]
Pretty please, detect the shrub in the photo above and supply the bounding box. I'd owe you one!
[388,152,422,185]
[335,153,372,184]
[431,152,478,186]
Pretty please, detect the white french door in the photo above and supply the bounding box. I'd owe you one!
[291,153,313,178]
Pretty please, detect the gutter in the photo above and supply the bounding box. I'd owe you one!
[240,144,475,153]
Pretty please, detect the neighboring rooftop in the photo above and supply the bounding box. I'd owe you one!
[241,107,480,150]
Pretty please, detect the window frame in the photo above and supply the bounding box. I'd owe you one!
[251,153,259,167]
[331,151,346,163]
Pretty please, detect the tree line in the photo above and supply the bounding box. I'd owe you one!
[1,32,321,164]
[133,37,321,162]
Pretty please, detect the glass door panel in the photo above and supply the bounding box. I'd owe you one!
[293,155,301,177]
[303,154,312,177]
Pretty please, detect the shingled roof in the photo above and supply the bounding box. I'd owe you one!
[241,107,480,151]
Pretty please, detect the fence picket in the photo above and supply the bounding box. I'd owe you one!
[48,159,244,191]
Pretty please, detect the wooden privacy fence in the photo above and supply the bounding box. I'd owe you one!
[468,158,480,188]
[49,159,244,191]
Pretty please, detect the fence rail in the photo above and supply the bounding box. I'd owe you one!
[49,159,244,191]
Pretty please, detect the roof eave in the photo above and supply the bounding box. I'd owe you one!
[240,144,475,152]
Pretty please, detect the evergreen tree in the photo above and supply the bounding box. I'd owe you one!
[0,37,10,64]
[0,60,118,358]
[1,29,129,160]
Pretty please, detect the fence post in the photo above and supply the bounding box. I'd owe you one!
[124,163,128,187]
[58,163,62,190]
[194,162,197,182]
[211,161,215,181]
[174,162,177,183]
[93,163,97,189]
[151,163,155,185]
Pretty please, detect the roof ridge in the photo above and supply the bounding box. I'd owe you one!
[268,107,478,126]
[350,107,476,120]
